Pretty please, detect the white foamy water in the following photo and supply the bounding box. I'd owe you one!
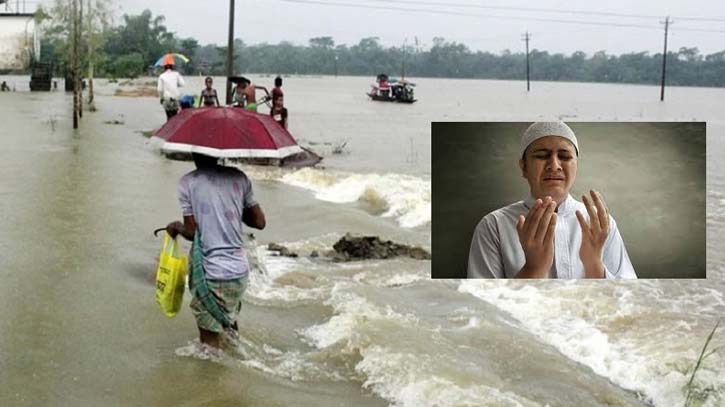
[281,168,431,228]
[298,287,548,407]
[300,286,420,350]
[356,347,543,407]
[245,245,330,306]
[459,280,725,407]
[175,336,348,383]
[353,268,428,288]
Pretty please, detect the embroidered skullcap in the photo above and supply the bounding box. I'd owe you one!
[520,122,579,158]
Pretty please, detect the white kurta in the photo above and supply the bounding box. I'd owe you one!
[467,194,637,279]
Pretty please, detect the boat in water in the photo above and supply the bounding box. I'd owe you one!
[367,73,416,103]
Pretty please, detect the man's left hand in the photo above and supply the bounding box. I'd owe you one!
[575,190,609,278]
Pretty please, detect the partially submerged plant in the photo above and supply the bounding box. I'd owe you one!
[684,318,721,407]
[406,137,418,164]
[47,114,57,133]
[332,139,349,155]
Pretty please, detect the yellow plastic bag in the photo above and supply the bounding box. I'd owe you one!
[155,232,188,317]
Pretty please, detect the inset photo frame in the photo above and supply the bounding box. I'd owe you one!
[432,122,706,279]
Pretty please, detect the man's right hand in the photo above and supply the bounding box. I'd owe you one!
[515,196,557,278]
[166,221,183,238]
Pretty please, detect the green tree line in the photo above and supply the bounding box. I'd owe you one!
[37,6,725,87]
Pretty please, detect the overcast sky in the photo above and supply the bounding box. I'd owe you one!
[25,0,725,55]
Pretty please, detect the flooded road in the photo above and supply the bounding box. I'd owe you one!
[0,87,391,406]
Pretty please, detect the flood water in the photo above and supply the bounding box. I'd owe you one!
[0,74,723,407]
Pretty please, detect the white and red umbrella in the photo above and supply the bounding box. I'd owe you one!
[153,107,303,159]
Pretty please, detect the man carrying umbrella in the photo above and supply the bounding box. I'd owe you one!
[165,153,266,349]
[157,61,185,120]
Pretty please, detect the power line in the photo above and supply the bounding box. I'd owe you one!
[379,0,725,24]
[278,0,660,30]
[673,15,725,23]
[367,0,663,20]
[367,0,725,23]
[278,0,725,37]
[671,27,725,34]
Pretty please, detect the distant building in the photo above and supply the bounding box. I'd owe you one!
[0,12,40,72]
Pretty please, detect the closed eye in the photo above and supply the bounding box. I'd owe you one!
[533,151,573,161]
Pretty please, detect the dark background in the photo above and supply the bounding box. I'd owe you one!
[432,122,706,279]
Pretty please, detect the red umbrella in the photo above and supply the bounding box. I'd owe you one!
[153,107,303,159]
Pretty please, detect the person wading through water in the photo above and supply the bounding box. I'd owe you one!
[241,78,268,113]
[199,76,220,107]
[157,63,185,120]
[270,94,288,129]
[166,153,266,348]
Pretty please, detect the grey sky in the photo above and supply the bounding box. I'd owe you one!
[31,0,725,55]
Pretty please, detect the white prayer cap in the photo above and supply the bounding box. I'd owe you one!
[520,122,579,158]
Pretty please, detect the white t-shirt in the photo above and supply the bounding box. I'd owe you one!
[157,70,185,100]
[178,166,258,280]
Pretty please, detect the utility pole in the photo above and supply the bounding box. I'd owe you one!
[71,0,78,128]
[87,0,96,111]
[522,31,531,92]
[660,16,672,102]
[225,0,235,104]
[77,0,83,118]
[402,38,407,80]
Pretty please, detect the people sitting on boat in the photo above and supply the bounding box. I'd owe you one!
[199,76,220,107]
[270,94,288,129]
[392,80,415,102]
[377,75,391,98]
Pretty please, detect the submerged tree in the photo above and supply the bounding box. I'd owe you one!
[36,0,114,111]
[85,0,114,110]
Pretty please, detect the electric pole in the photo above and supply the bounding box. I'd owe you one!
[225,0,235,104]
[77,0,83,118]
[87,0,96,111]
[71,0,78,128]
[522,31,531,92]
[402,38,407,80]
[660,16,672,102]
